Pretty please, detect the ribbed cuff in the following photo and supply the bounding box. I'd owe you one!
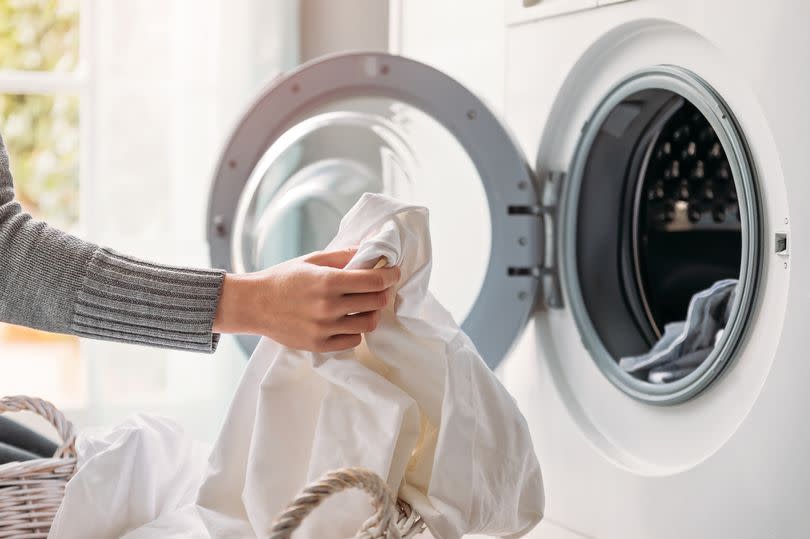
[70,247,225,353]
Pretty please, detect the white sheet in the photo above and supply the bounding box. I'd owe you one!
[50,193,544,539]
[197,193,543,538]
[48,415,210,539]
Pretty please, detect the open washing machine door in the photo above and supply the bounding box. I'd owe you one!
[207,52,557,369]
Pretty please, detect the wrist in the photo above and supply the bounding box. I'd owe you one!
[213,273,254,334]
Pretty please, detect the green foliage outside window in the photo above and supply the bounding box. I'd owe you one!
[0,0,79,71]
[0,94,79,226]
[0,0,80,227]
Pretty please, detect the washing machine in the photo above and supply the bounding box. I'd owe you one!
[206,0,806,537]
[499,0,803,537]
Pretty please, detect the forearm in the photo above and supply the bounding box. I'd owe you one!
[0,134,225,352]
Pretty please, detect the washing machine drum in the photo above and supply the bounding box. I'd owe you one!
[207,52,544,369]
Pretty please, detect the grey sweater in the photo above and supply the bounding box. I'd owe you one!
[0,133,225,352]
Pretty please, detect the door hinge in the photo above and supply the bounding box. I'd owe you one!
[506,171,564,309]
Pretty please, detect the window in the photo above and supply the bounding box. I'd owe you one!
[0,0,85,408]
[0,0,299,440]
[0,0,79,72]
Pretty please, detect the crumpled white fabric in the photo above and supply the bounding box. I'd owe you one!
[48,193,543,539]
[197,193,543,539]
[48,415,210,539]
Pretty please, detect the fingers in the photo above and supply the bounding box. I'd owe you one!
[337,290,390,315]
[331,311,381,334]
[331,266,401,293]
[318,333,363,352]
[306,247,358,269]
[315,311,380,352]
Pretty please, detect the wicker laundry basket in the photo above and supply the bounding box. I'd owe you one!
[0,396,77,539]
[0,396,424,539]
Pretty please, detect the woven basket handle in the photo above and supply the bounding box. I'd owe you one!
[0,395,77,459]
[269,467,401,539]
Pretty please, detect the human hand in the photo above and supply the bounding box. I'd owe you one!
[212,248,400,352]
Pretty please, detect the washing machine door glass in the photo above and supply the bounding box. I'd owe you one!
[208,53,541,368]
[232,100,488,324]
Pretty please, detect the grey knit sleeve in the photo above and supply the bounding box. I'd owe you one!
[0,133,225,353]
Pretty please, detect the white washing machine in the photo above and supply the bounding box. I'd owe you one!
[206,0,806,537]
[498,0,803,537]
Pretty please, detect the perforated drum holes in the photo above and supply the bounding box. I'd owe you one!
[641,101,740,233]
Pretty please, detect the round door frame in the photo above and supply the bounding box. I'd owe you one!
[207,52,541,369]
[559,66,762,404]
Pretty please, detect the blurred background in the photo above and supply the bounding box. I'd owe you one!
[0,0,502,441]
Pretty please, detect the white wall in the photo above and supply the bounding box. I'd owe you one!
[391,0,507,115]
[300,0,389,60]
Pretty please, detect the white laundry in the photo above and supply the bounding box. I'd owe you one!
[197,193,543,539]
[48,415,210,539]
[49,193,543,539]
